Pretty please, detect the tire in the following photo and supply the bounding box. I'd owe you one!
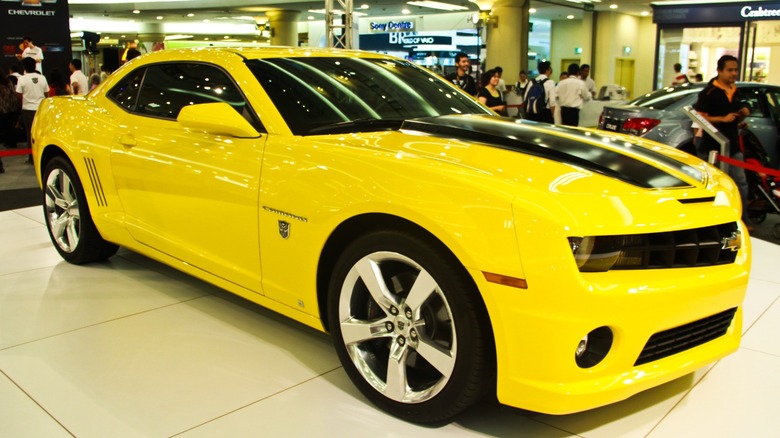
[327,230,492,424]
[43,156,118,264]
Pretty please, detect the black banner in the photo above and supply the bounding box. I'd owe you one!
[1,0,71,76]
[653,2,780,25]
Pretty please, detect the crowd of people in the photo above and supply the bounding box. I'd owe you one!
[443,52,597,127]
[0,36,116,173]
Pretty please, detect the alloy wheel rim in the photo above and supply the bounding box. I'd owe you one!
[338,251,456,403]
[45,169,80,253]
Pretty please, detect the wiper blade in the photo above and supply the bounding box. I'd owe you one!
[306,118,404,135]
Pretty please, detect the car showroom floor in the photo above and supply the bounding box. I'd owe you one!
[0,160,779,437]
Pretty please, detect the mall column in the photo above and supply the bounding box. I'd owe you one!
[485,0,530,83]
[266,10,301,47]
[137,22,165,53]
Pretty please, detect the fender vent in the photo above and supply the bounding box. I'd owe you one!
[84,158,108,207]
[635,307,737,366]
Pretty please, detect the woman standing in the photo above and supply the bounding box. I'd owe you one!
[48,68,72,97]
[0,71,21,173]
[477,69,506,115]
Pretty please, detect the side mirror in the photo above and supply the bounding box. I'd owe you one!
[177,102,260,138]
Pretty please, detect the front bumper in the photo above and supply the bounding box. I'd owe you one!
[471,228,750,415]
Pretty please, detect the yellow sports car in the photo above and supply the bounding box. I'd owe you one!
[32,47,750,424]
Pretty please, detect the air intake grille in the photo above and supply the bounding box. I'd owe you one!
[614,222,739,269]
[635,307,737,366]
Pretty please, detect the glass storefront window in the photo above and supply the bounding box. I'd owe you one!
[657,26,741,88]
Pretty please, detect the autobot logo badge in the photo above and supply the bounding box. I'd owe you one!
[278,220,290,239]
[721,230,742,252]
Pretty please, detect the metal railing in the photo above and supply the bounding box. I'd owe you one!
[682,105,730,172]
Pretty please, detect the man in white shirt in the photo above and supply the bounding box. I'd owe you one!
[580,64,596,98]
[16,57,48,160]
[494,66,507,93]
[524,61,556,124]
[557,63,592,126]
[69,59,89,95]
[17,36,44,73]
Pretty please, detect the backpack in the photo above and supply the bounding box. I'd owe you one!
[525,77,549,115]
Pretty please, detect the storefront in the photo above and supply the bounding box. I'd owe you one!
[652,1,780,88]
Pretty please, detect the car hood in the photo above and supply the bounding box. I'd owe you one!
[396,115,707,191]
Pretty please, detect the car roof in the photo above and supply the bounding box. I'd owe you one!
[134,46,394,62]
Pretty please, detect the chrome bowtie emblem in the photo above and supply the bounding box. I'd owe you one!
[721,230,742,252]
[278,220,290,239]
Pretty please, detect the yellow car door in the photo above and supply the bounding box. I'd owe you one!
[108,62,265,293]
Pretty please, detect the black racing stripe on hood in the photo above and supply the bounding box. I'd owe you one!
[401,115,696,189]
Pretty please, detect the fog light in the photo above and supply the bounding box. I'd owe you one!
[575,326,614,368]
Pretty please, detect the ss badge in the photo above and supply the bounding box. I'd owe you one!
[278,220,291,239]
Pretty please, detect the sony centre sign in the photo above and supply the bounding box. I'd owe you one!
[369,19,417,32]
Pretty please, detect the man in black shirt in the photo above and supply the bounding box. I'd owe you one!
[694,54,750,223]
[445,52,477,96]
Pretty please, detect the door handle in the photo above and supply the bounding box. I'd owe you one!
[118,134,136,147]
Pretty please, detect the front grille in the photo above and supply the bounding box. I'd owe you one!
[635,307,737,366]
[614,222,739,269]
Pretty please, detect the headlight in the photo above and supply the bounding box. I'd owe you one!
[567,223,740,272]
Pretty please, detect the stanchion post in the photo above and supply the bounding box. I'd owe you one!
[682,105,730,172]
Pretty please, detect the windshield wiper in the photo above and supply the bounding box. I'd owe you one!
[306,118,405,135]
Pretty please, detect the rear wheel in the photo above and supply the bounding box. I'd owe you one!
[327,230,492,424]
[43,156,118,264]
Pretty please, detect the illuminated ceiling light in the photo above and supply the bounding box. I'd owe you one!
[204,37,209,40]
[567,14,575,19]
[103,36,109,39]
[641,11,649,16]
[132,9,140,14]
[203,19,210,22]
[121,35,126,38]
[156,16,163,20]
[406,1,469,11]
[360,4,369,9]
[529,8,536,13]
[308,15,315,20]
[224,35,230,39]
[402,8,411,14]
[187,13,194,17]
[609,4,617,9]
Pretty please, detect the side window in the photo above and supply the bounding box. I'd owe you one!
[133,63,257,126]
[107,68,145,111]
[766,92,780,121]
[742,89,766,118]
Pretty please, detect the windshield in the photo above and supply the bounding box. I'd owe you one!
[246,57,491,135]
[629,84,704,110]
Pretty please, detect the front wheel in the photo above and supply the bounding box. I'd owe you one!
[43,156,118,264]
[327,230,492,424]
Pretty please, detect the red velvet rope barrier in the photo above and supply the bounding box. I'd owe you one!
[715,154,780,178]
[0,148,32,158]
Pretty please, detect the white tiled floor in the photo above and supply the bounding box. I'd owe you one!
[1,205,779,438]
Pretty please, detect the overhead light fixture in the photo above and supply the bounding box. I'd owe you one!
[609,4,617,9]
[406,1,469,11]
[203,19,210,22]
[187,13,194,17]
[567,14,575,19]
[641,11,649,16]
[360,4,369,9]
[308,16,315,20]
[307,9,368,16]
[156,16,163,20]
[402,8,411,14]
[529,8,536,13]
[132,9,140,14]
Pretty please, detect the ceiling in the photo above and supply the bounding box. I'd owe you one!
[67,0,656,43]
